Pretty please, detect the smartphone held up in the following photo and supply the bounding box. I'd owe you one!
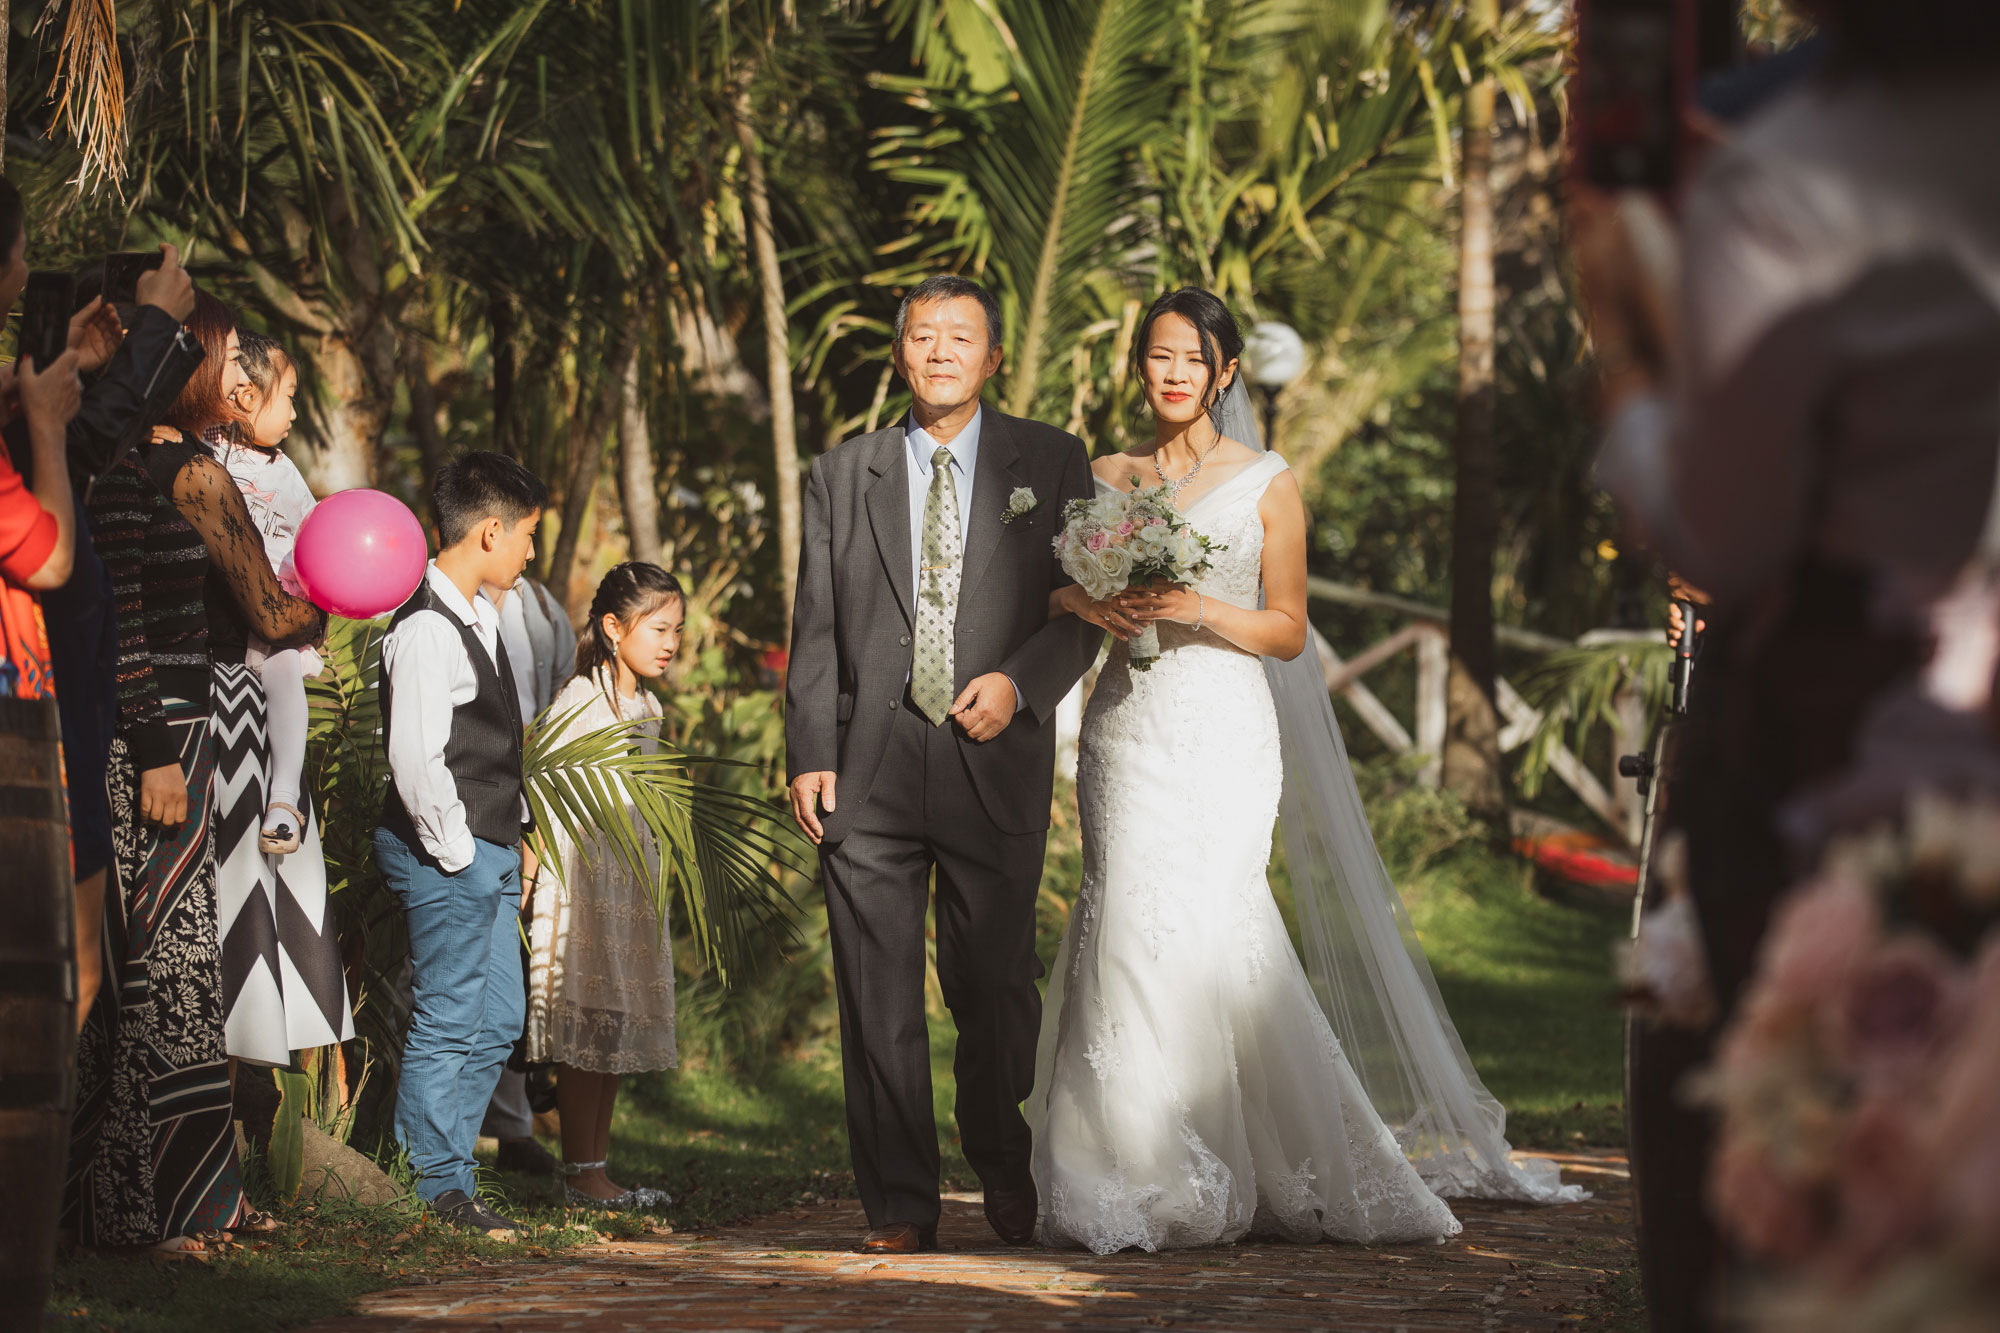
[101,250,164,307]
[1571,0,1741,194]
[19,272,76,370]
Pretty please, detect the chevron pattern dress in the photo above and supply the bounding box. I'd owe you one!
[210,659,353,1064]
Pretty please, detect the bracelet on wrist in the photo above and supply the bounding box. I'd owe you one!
[1194,592,1205,632]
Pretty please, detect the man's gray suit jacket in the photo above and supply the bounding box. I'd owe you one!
[785,409,1103,845]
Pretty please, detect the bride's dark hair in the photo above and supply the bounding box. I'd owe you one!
[1134,287,1244,418]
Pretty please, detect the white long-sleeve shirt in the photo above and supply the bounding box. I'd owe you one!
[381,562,525,872]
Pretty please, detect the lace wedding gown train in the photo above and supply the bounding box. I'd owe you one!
[1030,453,1462,1254]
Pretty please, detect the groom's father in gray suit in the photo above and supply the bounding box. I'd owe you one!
[786,276,1101,1253]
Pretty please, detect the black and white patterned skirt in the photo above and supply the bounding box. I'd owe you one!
[210,660,353,1064]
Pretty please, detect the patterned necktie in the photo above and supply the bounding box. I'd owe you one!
[911,444,963,726]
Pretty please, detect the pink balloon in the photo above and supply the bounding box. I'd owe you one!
[293,489,428,619]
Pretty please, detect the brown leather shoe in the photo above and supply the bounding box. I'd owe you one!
[983,1183,1037,1246]
[861,1223,937,1253]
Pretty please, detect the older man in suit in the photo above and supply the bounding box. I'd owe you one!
[786,275,1101,1253]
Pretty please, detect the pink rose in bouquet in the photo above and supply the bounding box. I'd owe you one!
[1734,872,1880,1052]
[1825,934,1969,1092]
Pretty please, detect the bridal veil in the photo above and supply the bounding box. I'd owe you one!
[1214,378,1583,1204]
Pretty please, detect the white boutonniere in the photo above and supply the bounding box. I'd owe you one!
[1001,486,1040,524]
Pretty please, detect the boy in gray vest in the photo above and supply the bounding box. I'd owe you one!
[375,451,546,1235]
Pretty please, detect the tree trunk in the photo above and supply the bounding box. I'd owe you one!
[1442,0,1507,821]
[491,294,518,454]
[403,343,448,526]
[545,334,637,609]
[735,88,802,645]
[299,327,383,494]
[618,344,663,567]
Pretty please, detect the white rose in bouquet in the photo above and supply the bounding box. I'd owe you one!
[1098,543,1136,587]
[1088,496,1127,527]
[1073,548,1123,602]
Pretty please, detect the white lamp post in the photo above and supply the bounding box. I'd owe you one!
[1242,320,1307,451]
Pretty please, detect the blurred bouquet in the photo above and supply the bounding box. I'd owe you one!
[1054,484,1223,671]
[1696,789,2000,1331]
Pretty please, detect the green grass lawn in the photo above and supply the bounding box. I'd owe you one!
[49,778,1628,1329]
[1399,849,1629,1148]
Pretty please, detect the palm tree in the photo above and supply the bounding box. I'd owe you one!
[864,0,1461,446]
[1442,0,1507,820]
[735,81,804,642]
[872,0,1171,422]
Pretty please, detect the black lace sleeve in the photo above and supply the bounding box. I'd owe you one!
[165,451,327,649]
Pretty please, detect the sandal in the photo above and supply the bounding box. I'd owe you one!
[151,1231,222,1260]
[259,802,305,855]
[236,1208,283,1234]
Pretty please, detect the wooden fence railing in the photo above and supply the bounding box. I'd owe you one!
[1306,577,1656,849]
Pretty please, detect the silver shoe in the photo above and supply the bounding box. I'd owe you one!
[559,1161,672,1212]
[560,1182,673,1212]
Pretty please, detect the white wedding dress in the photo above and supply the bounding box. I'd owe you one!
[1029,452,1465,1253]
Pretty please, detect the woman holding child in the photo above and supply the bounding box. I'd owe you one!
[69,293,328,1254]
[182,329,353,1067]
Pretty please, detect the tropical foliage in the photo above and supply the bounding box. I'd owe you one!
[5,0,1661,1140]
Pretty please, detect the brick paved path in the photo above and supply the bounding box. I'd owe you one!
[312,1151,1636,1332]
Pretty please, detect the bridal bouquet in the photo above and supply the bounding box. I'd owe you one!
[1694,790,2000,1331]
[1053,483,1223,671]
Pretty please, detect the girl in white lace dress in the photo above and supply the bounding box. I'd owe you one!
[1030,290,1463,1253]
[525,562,684,1209]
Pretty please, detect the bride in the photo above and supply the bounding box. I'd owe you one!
[1029,288,1582,1254]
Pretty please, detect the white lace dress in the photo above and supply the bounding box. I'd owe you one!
[1029,453,1462,1253]
[525,672,678,1074]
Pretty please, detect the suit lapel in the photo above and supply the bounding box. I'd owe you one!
[960,410,1023,597]
[864,426,915,627]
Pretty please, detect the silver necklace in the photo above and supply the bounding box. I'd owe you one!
[1154,437,1220,498]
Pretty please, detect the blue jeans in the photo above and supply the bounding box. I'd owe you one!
[373,828,524,1203]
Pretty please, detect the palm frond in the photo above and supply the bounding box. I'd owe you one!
[1513,641,1673,800]
[523,703,808,983]
[39,0,129,195]
[874,0,1171,421]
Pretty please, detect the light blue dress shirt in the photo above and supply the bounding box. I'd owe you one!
[903,407,983,594]
[901,407,1021,714]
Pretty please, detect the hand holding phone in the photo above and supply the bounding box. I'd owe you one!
[134,244,194,323]
[103,249,166,307]
[67,296,124,375]
[17,347,83,434]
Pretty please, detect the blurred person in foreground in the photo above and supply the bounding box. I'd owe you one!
[1580,7,2000,1328]
[1581,0,2000,1015]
